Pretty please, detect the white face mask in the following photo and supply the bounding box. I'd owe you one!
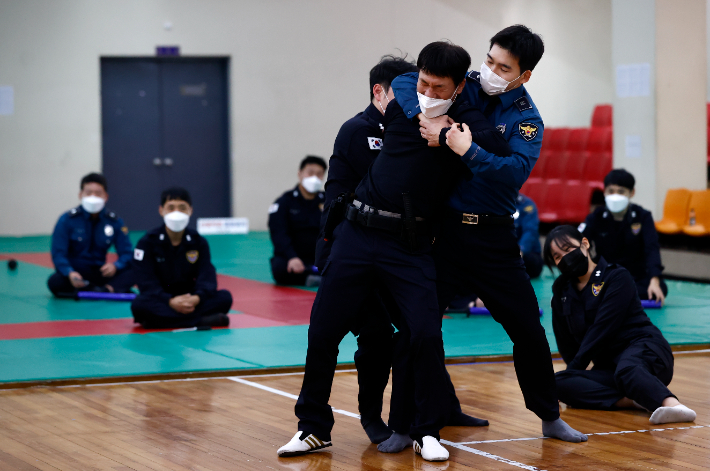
[605,194,630,213]
[416,88,457,118]
[301,175,324,194]
[479,62,522,96]
[81,195,105,214]
[164,211,190,232]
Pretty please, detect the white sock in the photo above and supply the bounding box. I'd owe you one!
[649,404,696,425]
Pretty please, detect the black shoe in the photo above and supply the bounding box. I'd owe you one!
[197,313,230,327]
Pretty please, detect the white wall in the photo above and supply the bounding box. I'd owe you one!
[0,0,613,235]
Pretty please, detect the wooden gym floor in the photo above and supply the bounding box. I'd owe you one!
[1,351,708,470]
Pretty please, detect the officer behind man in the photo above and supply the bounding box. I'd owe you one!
[579,169,667,304]
[48,173,134,297]
[269,156,327,286]
[278,41,512,462]
[130,187,233,329]
[516,193,543,278]
[314,55,419,445]
[392,25,587,443]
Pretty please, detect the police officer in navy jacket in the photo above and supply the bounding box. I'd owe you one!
[391,25,586,443]
[48,173,134,297]
[268,156,327,286]
[131,187,232,329]
[516,193,543,278]
[544,225,695,425]
[580,169,667,304]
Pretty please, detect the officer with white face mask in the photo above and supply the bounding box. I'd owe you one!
[48,173,135,297]
[579,169,668,304]
[268,155,327,286]
[130,187,233,329]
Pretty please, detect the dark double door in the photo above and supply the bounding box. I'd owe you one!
[101,58,230,231]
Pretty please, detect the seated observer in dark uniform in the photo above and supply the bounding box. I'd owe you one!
[130,188,233,329]
[544,225,696,425]
[48,172,134,297]
[268,156,327,286]
[580,169,667,304]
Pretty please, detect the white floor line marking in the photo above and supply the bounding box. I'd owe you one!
[453,424,710,445]
[441,440,545,471]
[230,376,541,470]
[227,377,360,419]
[673,349,710,354]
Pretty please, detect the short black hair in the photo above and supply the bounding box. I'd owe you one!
[80,172,107,191]
[489,25,545,73]
[369,54,419,100]
[417,41,471,84]
[542,225,584,275]
[300,155,327,171]
[604,168,635,191]
[161,187,192,206]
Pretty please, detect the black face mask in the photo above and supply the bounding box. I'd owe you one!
[558,247,589,278]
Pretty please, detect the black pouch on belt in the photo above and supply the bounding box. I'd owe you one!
[324,193,352,240]
[402,192,418,251]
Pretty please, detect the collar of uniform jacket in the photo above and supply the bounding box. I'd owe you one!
[476,81,528,111]
[363,102,384,127]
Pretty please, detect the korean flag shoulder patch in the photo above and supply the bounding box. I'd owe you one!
[519,122,539,142]
[368,137,383,150]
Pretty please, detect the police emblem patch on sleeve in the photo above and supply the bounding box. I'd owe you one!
[121,226,129,235]
[631,222,642,235]
[519,122,538,141]
[592,282,604,296]
[368,137,383,150]
[186,250,199,264]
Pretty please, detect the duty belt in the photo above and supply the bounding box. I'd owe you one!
[451,210,514,226]
[346,200,425,234]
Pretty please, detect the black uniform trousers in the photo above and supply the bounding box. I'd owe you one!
[351,289,397,424]
[556,339,674,411]
[270,256,311,286]
[295,220,450,441]
[131,290,233,329]
[523,252,543,279]
[433,213,560,422]
[48,266,135,297]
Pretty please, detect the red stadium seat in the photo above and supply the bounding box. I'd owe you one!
[544,128,571,184]
[591,104,612,128]
[562,128,591,182]
[521,179,546,211]
[562,183,593,223]
[584,150,613,191]
[538,181,566,223]
[706,103,710,124]
[587,127,612,153]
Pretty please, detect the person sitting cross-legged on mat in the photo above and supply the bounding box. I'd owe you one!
[131,187,233,329]
[48,172,135,297]
[544,225,696,425]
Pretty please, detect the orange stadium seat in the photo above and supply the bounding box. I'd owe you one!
[591,104,613,128]
[655,188,692,234]
[681,190,710,237]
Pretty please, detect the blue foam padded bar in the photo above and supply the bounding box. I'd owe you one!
[641,299,662,309]
[468,307,543,317]
[76,291,137,301]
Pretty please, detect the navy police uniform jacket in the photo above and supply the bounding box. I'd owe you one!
[316,103,384,268]
[580,204,663,282]
[392,71,543,216]
[132,226,218,301]
[269,186,324,264]
[551,258,667,371]
[50,205,133,276]
[515,194,541,255]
